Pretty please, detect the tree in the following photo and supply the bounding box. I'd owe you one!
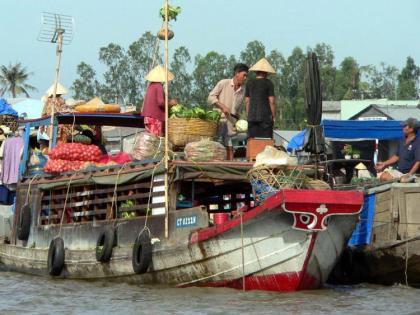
[240,41,266,67]
[170,46,192,104]
[127,31,162,105]
[309,43,337,100]
[397,56,419,99]
[72,62,100,100]
[0,62,37,98]
[266,49,286,126]
[335,57,360,100]
[362,62,399,99]
[281,47,306,129]
[98,43,130,103]
[191,51,231,107]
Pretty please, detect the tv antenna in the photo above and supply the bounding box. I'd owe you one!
[37,12,75,149]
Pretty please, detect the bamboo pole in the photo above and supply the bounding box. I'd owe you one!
[48,29,64,150]
[164,0,170,239]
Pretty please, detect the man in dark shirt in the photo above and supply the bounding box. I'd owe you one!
[376,117,420,181]
[245,58,276,138]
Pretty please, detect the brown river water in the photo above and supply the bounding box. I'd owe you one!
[0,271,419,315]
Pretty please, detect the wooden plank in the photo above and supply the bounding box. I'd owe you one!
[404,192,420,238]
[397,188,408,238]
[373,210,392,224]
[374,199,391,214]
[40,209,107,220]
[41,191,165,210]
[372,223,392,242]
[118,202,166,212]
[375,190,392,203]
[41,181,165,201]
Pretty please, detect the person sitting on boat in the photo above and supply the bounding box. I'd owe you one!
[245,58,276,139]
[141,65,174,137]
[375,117,420,182]
[208,63,249,160]
[41,83,71,144]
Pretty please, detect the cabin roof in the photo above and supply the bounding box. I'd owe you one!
[19,112,145,128]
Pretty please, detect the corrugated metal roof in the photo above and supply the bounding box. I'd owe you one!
[372,104,420,120]
[322,101,341,111]
[341,99,419,119]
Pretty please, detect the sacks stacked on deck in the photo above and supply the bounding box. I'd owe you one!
[184,138,226,162]
[131,132,164,160]
[44,143,103,173]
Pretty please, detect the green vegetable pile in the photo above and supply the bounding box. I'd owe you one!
[170,104,221,122]
[120,200,137,219]
[159,5,181,21]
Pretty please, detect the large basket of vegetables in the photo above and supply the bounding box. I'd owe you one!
[168,105,220,147]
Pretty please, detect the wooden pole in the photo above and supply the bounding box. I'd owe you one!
[164,0,170,239]
[48,29,64,150]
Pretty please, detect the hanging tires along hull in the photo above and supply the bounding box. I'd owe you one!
[0,188,362,292]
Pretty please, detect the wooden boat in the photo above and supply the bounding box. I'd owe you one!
[330,180,420,287]
[0,113,364,291]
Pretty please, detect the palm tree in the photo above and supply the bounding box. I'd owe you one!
[0,62,37,98]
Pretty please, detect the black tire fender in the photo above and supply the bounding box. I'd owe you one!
[132,231,152,274]
[96,227,115,262]
[48,237,65,276]
[17,204,31,241]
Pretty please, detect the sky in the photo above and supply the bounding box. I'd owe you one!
[0,0,419,99]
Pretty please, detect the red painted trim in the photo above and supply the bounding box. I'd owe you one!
[189,192,286,244]
[282,189,364,206]
[188,270,320,292]
[185,232,320,292]
[190,189,363,244]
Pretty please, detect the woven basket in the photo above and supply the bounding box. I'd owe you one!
[248,165,305,204]
[0,115,18,132]
[168,117,218,147]
[303,179,331,190]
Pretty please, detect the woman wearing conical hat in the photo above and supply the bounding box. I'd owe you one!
[41,83,70,144]
[141,65,174,137]
[245,58,276,139]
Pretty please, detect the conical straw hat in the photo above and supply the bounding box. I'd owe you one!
[249,58,275,74]
[46,82,68,97]
[355,162,367,170]
[145,65,174,82]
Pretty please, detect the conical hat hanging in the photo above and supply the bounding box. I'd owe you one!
[249,58,276,74]
[46,82,68,97]
[145,65,174,82]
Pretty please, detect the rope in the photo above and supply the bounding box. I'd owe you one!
[70,110,76,143]
[24,174,41,205]
[57,172,78,237]
[405,239,409,286]
[240,210,245,291]
[108,163,129,221]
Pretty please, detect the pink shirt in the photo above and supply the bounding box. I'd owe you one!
[1,136,24,184]
[141,82,165,121]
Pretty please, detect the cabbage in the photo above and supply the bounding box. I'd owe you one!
[193,107,207,120]
[159,5,182,21]
[205,110,221,122]
[169,104,185,117]
[235,119,248,132]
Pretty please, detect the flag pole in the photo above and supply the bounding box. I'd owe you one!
[164,0,170,239]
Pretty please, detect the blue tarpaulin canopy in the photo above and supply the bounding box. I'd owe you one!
[287,129,306,152]
[322,119,404,140]
[288,120,406,150]
[0,99,18,116]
